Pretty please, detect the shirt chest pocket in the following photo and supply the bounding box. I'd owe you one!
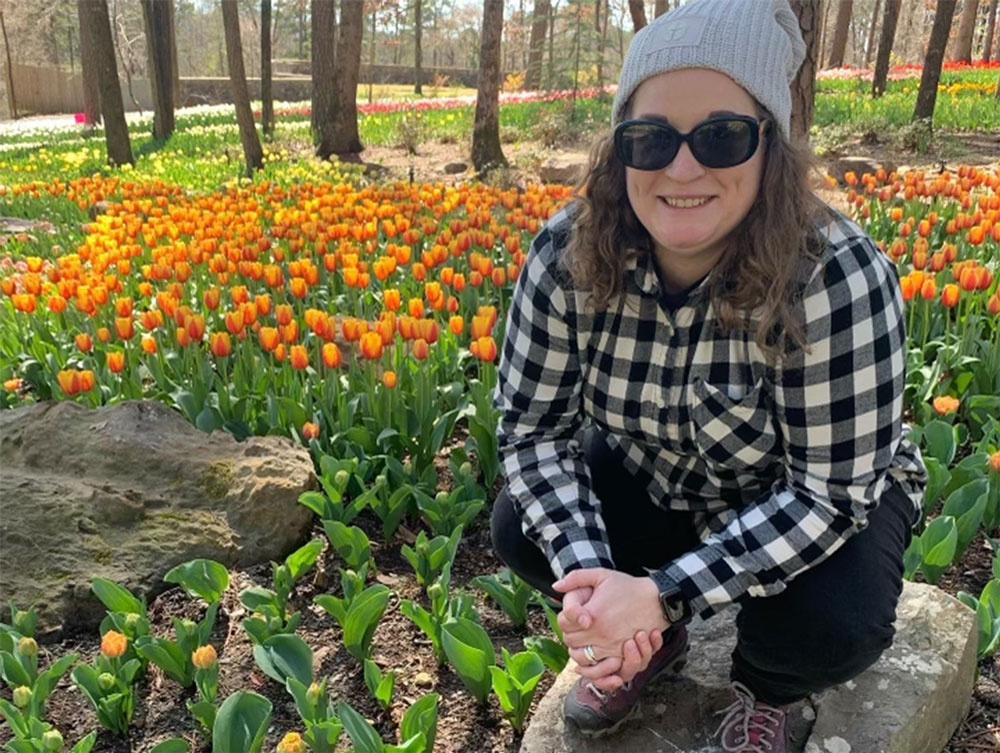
[688,376,781,471]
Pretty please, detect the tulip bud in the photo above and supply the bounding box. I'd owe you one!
[335,469,350,488]
[12,609,33,635]
[268,616,284,633]
[42,729,64,751]
[125,613,140,628]
[375,474,387,488]
[403,459,412,475]
[435,491,448,505]
[17,636,37,657]
[427,583,443,602]
[12,685,31,708]
[98,672,116,692]
[459,461,472,477]
[181,618,197,632]
[306,681,321,706]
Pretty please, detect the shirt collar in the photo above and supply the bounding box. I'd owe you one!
[626,249,711,300]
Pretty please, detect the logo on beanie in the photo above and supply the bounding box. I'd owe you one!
[646,16,709,52]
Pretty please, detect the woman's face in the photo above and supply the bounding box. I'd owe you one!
[624,68,767,282]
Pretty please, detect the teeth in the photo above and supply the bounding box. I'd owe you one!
[663,196,711,208]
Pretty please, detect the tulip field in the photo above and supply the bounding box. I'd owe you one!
[1,71,1000,753]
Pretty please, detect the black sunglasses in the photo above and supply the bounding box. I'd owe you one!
[613,114,769,171]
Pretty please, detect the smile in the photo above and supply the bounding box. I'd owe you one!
[660,196,714,209]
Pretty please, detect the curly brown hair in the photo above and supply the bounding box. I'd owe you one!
[560,97,835,363]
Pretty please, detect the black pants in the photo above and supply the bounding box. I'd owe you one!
[491,425,915,706]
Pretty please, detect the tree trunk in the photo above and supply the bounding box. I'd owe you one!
[546,0,556,89]
[167,0,179,104]
[330,0,363,155]
[141,0,174,141]
[819,0,832,67]
[872,0,901,97]
[950,0,979,61]
[471,0,507,173]
[262,0,273,136]
[75,0,100,124]
[914,0,958,121]
[311,0,335,142]
[221,0,263,174]
[79,0,133,165]
[0,8,15,119]
[827,0,853,67]
[312,0,337,156]
[790,0,821,142]
[414,0,422,94]
[628,0,646,31]
[864,0,882,66]
[525,0,549,90]
[654,0,668,19]
[984,0,998,61]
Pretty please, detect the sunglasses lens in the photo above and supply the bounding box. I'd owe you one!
[619,122,679,170]
[691,119,755,168]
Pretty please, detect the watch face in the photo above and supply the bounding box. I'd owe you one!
[661,595,684,621]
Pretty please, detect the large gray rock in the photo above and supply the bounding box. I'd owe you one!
[0,400,316,638]
[521,581,976,753]
[539,152,588,185]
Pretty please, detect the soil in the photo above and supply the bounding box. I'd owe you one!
[3,132,999,752]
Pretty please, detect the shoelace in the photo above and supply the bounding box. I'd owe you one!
[584,679,633,705]
[711,680,783,753]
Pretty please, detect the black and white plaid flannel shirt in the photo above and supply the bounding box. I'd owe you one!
[493,200,927,622]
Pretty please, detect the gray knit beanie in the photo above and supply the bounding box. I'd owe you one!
[611,0,807,142]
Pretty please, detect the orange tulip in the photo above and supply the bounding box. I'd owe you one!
[987,293,1000,316]
[97,327,112,344]
[290,345,309,370]
[141,335,157,354]
[940,284,959,308]
[920,279,936,300]
[417,318,439,345]
[989,451,1000,473]
[107,351,125,373]
[12,294,35,313]
[259,327,280,352]
[176,327,191,347]
[932,395,959,415]
[75,333,93,353]
[322,342,342,368]
[899,276,914,301]
[968,226,985,245]
[225,310,244,336]
[115,317,135,341]
[79,369,95,392]
[408,298,424,318]
[114,296,133,318]
[359,331,383,360]
[186,314,206,342]
[449,315,464,335]
[384,288,401,311]
[382,370,397,389]
[203,287,221,310]
[255,294,272,317]
[57,369,81,396]
[474,336,498,362]
[282,320,299,344]
[275,303,293,327]
[290,278,308,299]
[302,422,320,441]
[191,645,217,670]
[100,630,128,659]
[413,338,429,360]
[210,332,232,358]
[48,295,68,313]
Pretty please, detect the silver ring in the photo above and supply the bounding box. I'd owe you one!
[583,644,598,665]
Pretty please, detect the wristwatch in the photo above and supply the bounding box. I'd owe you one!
[658,585,692,625]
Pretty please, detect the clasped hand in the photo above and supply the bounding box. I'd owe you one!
[552,568,671,692]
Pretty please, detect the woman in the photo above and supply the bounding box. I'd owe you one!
[490,0,927,749]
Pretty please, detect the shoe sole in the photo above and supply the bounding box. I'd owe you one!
[570,647,690,739]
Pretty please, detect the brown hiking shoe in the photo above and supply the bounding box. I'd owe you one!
[712,680,797,752]
[562,624,689,737]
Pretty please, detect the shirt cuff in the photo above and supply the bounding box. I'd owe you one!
[546,534,615,580]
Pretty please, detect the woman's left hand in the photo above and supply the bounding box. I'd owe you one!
[553,568,670,682]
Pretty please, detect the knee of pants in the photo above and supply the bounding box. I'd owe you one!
[740,608,895,676]
[490,486,517,562]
